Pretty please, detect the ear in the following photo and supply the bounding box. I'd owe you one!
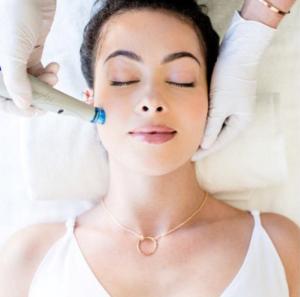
[83,88,94,105]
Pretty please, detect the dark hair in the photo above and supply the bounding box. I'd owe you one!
[80,0,220,91]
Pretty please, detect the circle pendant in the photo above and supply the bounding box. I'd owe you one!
[137,236,158,256]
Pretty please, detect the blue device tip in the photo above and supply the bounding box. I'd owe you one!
[91,107,106,125]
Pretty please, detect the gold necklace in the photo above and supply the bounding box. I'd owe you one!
[100,191,208,256]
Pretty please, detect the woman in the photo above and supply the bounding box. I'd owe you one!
[0,0,299,296]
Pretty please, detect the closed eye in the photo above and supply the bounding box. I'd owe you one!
[110,81,195,88]
[110,80,139,86]
[166,81,195,88]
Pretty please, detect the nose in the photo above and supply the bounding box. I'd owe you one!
[135,89,168,115]
[140,105,163,112]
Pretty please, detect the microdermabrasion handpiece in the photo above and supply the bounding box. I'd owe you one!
[0,68,106,125]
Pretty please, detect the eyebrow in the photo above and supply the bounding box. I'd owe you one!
[104,50,201,67]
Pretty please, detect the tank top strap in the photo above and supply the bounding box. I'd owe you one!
[249,209,262,228]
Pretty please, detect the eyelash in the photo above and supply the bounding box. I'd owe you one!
[110,80,195,88]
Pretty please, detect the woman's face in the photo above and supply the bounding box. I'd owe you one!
[89,9,208,175]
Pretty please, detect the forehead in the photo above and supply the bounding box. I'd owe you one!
[96,9,205,64]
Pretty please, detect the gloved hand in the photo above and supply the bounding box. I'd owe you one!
[0,0,57,117]
[0,62,60,117]
[191,11,276,161]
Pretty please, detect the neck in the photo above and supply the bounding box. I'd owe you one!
[99,158,207,237]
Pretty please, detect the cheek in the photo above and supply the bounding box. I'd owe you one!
[94,87,131,147]
[178,93,208,149]
[95,80,208,153]
[183,93,208,132]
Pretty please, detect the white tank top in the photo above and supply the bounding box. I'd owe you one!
[28,210,289,297]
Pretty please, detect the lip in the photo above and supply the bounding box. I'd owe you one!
[129,124,176,134]
[130,131,177,144]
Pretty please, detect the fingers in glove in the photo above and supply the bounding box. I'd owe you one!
[44,62,60,74]
[1,61,59,117]
[1,62,33,109]
[192,115,252,161]
[205,115,245,150]
[0,98,46,118]
[28,61,59,75]
[27,62,45,77]
[30,63,59,115]
[28,61,59,78]
[37,72,58,86]
[201,114,227,149]
[29,62,59,86]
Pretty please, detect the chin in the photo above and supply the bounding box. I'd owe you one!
[117,152,193,176]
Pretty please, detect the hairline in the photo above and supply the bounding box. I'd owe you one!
[92,7,207,79]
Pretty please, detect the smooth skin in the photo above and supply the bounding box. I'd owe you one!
[0,197,299,297]
[0,2,299,297]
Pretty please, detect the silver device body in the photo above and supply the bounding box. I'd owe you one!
[0,71,105,124]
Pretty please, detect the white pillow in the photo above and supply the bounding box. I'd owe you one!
[19,115,110,202]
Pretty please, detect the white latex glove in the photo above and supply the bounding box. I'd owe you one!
[0,62,60,117]
[191,11,277,161]
[0,0,57,117]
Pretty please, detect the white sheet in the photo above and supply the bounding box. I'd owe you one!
[0,0,299,248]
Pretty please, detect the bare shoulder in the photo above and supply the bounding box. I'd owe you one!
[204,197,299,295]
[0,222,66,297]
[260,212,300,297]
